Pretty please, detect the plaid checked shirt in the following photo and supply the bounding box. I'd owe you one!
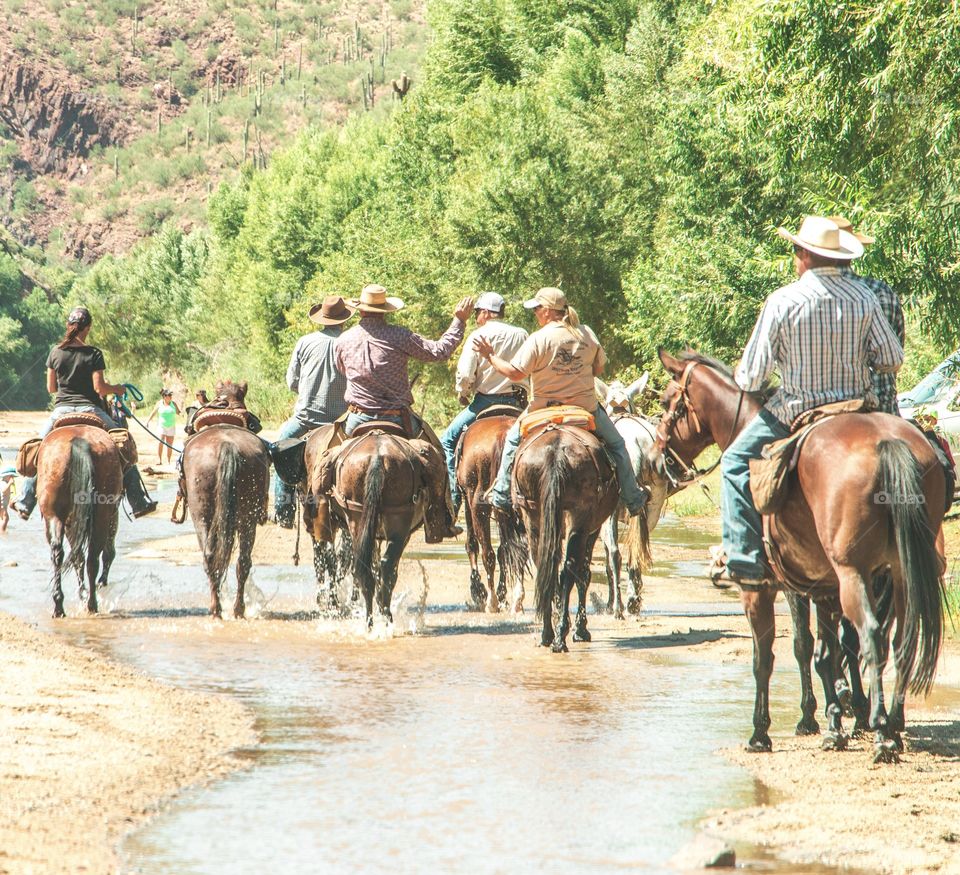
[736,266,904,426]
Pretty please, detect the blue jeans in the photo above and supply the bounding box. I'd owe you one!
[19,405,119,514]
[273,417,315,522]
[720,407,791,579]
[441,393,519,499]
[490,405,648,511]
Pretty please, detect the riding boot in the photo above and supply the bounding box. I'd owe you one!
[123,466,158,518]
[412,439,463,542]
[11,476,37,520]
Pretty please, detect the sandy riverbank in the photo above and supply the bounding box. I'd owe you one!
[0,612,256,875]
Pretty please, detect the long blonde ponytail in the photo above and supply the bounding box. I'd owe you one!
[562,305,584,341]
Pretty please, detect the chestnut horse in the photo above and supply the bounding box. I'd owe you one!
[456,414,528,613]
[654,349,946,762]
[503,423,636,652]
[181,381,270,618]
[38,425,122,617]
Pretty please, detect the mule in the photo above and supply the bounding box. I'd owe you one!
[181,381,270,618]
[456,414,527,613]
[654,349,946,762]
[37,425,122,617]
[596,375,670,617]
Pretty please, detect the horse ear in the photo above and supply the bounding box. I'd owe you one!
[628,372,649,398]
[594,377,610,403]
[214,379,225,396]
[658,347,683,376]
[238,381,248,399]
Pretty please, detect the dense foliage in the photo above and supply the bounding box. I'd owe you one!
[11,0,960,418]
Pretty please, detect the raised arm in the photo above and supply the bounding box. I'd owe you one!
[399,297,474,363]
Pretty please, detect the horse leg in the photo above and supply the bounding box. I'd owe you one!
[48,519,66,618]
[554,532,584,653]
[574,531,601,642]
[837,567,898,763]
[626,565,643,616]
[815,601,848,751]
[378,535,406,624]
[85,546,100,614]
[463,500,485,610]
[98,512,118,589]
[601,514,623,619]
[741,587,776,752]
[785,592,819,736]
[480,509,499,613]
[839,617,869,736]
[233,518,256,619]
[887,576,909,750]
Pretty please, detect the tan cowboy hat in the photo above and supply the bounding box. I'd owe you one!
[309,295,357,325]
[827,215,875,246]
[523,287,567,310]
[349,283,405,313]
[777,216,864,261]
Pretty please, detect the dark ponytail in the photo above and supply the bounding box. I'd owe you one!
[58,307,92,348]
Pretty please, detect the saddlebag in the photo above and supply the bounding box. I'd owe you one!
[270,437,307,486]
[16,437,41,478]
[108,428,139,471]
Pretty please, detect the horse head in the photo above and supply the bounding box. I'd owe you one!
[597,373,650,416]
[214,379,249,409]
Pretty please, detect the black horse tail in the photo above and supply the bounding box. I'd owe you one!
[877,439,945,696]
[206,441,240,588]
[353,446,385,593]
[65,437,95,573]
[534,443,568,620]
[491,427,530,588]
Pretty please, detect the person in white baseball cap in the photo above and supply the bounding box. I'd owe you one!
[441,292,529,512]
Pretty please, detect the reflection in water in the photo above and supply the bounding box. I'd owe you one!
[0,474,853,874]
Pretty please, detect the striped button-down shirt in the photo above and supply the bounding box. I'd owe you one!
[286,327,349,427]
[841,268,904,415]
[334,316,465,411]
[736,267,904,426]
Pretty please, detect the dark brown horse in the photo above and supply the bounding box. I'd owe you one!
[504,423,634,652]
[456,414,527,613]
[181,381,270,618]
[319,428,434,629]
[38,424,122,617]
[654,349,946,762]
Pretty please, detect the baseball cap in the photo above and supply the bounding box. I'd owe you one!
[67,306,92,327]
[523,287,567,310]
[474,292,505,313]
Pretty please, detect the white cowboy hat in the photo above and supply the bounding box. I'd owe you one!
[776,216,864,261]
[827,215,875,246]
[349,284,405,313]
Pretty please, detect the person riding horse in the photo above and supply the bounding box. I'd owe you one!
[476,287,649,517]
[440,291,528,513]
[13,307,157,521]
[273,295,356,528]
[332,284,474,541]
[714,215,904,587]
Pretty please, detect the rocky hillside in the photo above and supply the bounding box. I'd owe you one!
[0,0,426,262]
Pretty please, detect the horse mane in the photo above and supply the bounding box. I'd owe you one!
[677,350,777,402]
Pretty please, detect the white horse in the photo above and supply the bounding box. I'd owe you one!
[595,374,671,617]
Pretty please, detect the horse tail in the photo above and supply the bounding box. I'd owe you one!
[491,425,529,586]
[352,444,385,592]
[206,441,240,587]
[534,443,568,620]
[65,438,95,572]
[623,503,651,574]
[877,438,944,696]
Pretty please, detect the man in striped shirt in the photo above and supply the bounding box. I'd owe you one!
[718,216,904,586]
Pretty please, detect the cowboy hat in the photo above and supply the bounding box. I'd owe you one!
[523,287,567,310]
[827,215,875,246]
[777,216,864,261]
[349,284,405,313]
[309,295,357,325]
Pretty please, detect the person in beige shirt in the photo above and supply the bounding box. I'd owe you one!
[441,292,529,509]
[475,287,649,516]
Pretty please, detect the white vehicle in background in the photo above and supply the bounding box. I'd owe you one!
[898,351,960,454]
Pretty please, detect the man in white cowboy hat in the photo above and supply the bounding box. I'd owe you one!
[475,286,650,517]
[828,215,904,415]
[273,295,357,528]
[440,291,529,512]
[714,215,904,587]
[333,283,475,540]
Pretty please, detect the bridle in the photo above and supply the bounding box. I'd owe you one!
[654,361,745,490]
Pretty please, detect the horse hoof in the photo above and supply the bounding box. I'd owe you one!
[821,731,848,752]
[626,596,642,615]
[513,601,524,614]
[551,640,569,654]
[573,628,591,643]
[614,609,625,621]
[873,741,900,765]
[795,718,820,737]
[746,735,772,753]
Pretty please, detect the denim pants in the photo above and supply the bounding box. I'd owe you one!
[441,393,518,498]
[490,405,648,510]
[720,407,791,579]
[273,417,315,521]
[20,405,119,512]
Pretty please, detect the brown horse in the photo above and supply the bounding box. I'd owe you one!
[37,425,122,617]
[654,349,946,762]
[320,428,433,629]
[503,423,632,652]
[456,414,528,613]
[181,381,270,618]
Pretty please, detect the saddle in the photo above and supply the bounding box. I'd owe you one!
[16,420,138,478]
[51,412,109,430]
[749,399,873,515]
[190,407,251,432]
[475,404,521,422]
[518,404,595,437]
[351,419,408,438]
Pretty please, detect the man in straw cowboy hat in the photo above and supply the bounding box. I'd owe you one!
[712,216,904,587]
[475,287,650,517]
[333,283,476,540]
[441,291,529,513]
[273,295,357,528]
